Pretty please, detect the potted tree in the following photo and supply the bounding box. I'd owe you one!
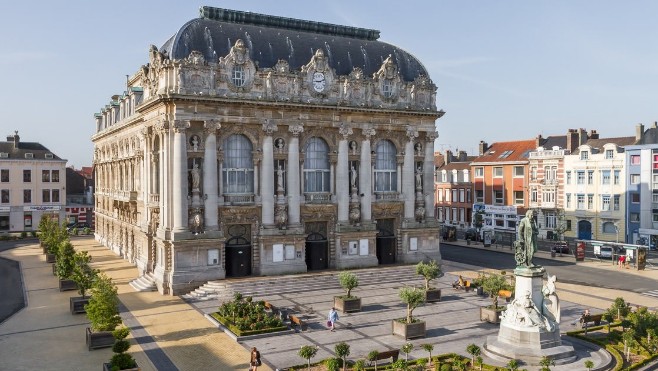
[392,287,426,339]
[70,251,98,314]
[56,241,78,292]
[298,345,318,371]
[85,273,121,350]
[44,221,68,263]
[103,327,138,371]
[334,271,361,313]
[416,260,442,302]
[479,273,512,324]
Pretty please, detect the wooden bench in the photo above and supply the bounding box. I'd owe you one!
[371,349,400,364]
[581,314,603,327]
[498,290,513,302]
[288,314,305,331]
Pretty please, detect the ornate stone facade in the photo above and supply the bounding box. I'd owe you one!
[92,7,444,295]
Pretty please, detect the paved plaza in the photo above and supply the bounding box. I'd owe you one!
[1,237,657,370]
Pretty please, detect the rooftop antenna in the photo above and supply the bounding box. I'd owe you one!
[125,75,129,92]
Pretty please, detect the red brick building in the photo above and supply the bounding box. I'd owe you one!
[435,150,475,228]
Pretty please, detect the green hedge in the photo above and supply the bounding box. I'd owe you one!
[211,313,287,336]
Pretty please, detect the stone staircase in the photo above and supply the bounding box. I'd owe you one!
[129,273,157,292]
[181,265,424,303]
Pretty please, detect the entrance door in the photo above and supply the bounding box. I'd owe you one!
[578,220,592,240]
[376,219,396,265]
[305,232,328,271]
[225,236,252,277]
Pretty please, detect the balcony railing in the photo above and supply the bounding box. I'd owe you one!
[149,194,160,203]
[304,193,332,204]
[528,150,566,159]
[224,194,254,205]
[375,192,400,201]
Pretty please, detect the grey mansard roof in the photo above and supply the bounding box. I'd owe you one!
[160,7,429,82]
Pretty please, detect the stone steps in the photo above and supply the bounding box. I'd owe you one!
[129,273,157,292]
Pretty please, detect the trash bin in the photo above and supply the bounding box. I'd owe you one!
[551,251,556,258]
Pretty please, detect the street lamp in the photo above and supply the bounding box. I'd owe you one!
[614,225,619,243]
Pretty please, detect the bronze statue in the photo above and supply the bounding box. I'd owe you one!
[514,209,538,267]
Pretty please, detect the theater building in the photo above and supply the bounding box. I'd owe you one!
[92,7,443,295]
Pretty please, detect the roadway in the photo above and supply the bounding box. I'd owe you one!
[440,242,658,294]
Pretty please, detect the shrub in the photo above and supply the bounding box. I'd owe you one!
[70,251,98,298]
[109,327,137,370]
[85,273,121,332]
[338,271,359,298]
[83,227,91,235]
[20,231,27,238]
[416,260,441,290]
[325,358,340,371]
[215,292,283,334]
[55,241,76,279]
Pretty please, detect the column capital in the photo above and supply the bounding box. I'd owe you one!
[425,131,439,142]
[154,119,169,134]
[204,119,221,134]
[262,120,278,136]
[406,126,419,141]
[288,123,304,137]
[338,122,353,139]
[362,127,376,140]
[172,120,189,133]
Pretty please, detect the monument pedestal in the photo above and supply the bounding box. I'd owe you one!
[483,266,576,365]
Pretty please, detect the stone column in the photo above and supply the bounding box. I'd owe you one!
[203,120,220,231]
[360,127,376,222]
[337,123,352,222]
[154,119,168,230]
[403,126,418,219]
[287,123,303,225]
[172,120,189,232]
[261,120,278,226]
[424,131,438,219]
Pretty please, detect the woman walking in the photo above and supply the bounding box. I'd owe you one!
[328,307,339,332]
[250,347,261,371]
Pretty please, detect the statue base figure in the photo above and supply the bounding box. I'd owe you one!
[483,267,576,365]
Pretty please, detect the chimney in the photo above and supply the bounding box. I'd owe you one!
[566,129,578,152]
[478,140,488,156]
[535,134,543,148]
[444,149,453,164]
[458,150,468,161]
[578,128,587,146]
[654,121,658,129]
[10,131,19,148]
[588,129,599,140]
[636,123,645,141]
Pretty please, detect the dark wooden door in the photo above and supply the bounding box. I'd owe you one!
[225,236,251,277]
[305,232,328,271]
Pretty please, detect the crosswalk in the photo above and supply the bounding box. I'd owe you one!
[642,290,658,299]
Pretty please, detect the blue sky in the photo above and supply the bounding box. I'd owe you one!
[1,1,657,168]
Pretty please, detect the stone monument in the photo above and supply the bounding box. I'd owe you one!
[483,210,576,365]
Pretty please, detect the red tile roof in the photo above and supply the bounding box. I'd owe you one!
[471,140,536,163]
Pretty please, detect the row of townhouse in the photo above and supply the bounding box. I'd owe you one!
[435,123,658,248]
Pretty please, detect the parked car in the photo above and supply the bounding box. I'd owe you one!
[67,222,90,232]
[551,242,570,254]
[595,245,613,259]
[465,228,478,241]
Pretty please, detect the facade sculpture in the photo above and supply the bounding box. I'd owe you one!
[514,210,538,267]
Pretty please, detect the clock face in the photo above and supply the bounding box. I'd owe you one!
[312,72,326,92]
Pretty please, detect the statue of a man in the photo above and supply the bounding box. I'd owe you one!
[515,210,538,267]
[191,162,200,190]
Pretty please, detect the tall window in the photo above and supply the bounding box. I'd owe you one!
[565,171,571,184]
[231,66,246,87]
[544,166,557,181]
[613,170,620,185]
[475,167,484,177]
[601,195,610,211]
[23,190,31,203]
[587,194,594,210]
[630,155,640,165]
[494,190,504,204]
[576,194,585,209]
[52,189,60,203]
[587,171,594,185]
[23,170,31,182]
[52,170,60,182]
[531,188,538,203]
[613,195,620,210]
[530,166,537,180]
[577,171,585,184]
[493,167,503,177]
[374,140,397,192]
[459,189,465,202]
[42,189,50,202]
[545,213,556,229]
[566,193,571,208]
[1,189,8,203]
[382,80,393,98]
[452,189,458,202]
[304,137,330,193]
[601,170,611,185]
[42,170,50,182]
[580,151,589,160]
[0,169,8,182]
[605,149,614,159]
[222,134,254,194]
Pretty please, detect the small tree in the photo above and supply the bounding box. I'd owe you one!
[325,358,340,371]
[584,360,594,371]
[298,345,318,371]
[603,312,614,332]
[539,356,554,371]
[70,251,98,298]
[401,342,413,361]
[608,297,631,320]
[399,287,425,323]
[391,359,409,370]
[367,350,380,371]
[416,260,441,290]
[55,241,76,279]
[466,344,481,367]
[481,273,512,309]
[506,359,519,371]
[417,358,428,370]
[474,210,484,239]
[85,273,121,332]
[452,358,467,371]
[338,271,359,298]
[334,342,350,371]
[622,329,636,359]
[421,343,434,367]
[352,360,366,371]
[476,356,484,371]
[110,326,137,370]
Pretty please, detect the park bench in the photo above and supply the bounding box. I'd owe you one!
[288,314,306,331]
[498,290,513,303]
[371,349,400,364]
[581,313,603,327]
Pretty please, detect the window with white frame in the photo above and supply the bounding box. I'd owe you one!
[602,222,616,233]
[514,166,524,177]
[374,140,397,192]
[494,190,504,204]
[587,194,594,209]
[231,65,246,87]
[531,187,538,203]
[445,189,450,202]
[475,167,484,177]
[459,207,465,222]
[452,207,458,221]
[544,190,555,204]
[630,155,640,165]
[605,149,614,159]
[222,134,254,194]
[580,151,589,160]
[577,171,585,184]
[566,193,571,208]
[475,189,483,203]
[514,191,524,205]
[437,208,443,221]
[630,213,640,222]
[565,171,571,184]
[466,189,471,203]
[452,189,458,202]
[576,194,585,209]
[459,189,465,203]
[601,195,610,211]
[531,166,537,180]
[613,195,620,210]
[601,170,611,185]
[438,190,443,202]
[653,174,658,189]
[304,137,331,193]
[545,166,557,181]
[441,171,447,182]
[463,169,470,183]
[630,174,640,184]
[545,213,556,229]
[493,167,503,177]
[587,171,594,185]
[614,170,620,185]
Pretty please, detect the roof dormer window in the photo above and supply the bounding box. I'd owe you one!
[25,153,34,159]
[580,151,589,160]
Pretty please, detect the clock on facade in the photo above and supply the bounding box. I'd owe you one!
[312,72,326,92]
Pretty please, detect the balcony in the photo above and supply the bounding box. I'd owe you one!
[528,149,566,159]
[540,202,556,208]
[375,192,400,201]
[149,194,160,204]
[304,193,332,204]
[224,194,255,205]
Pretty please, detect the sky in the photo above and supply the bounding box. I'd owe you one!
[1,1,658,168]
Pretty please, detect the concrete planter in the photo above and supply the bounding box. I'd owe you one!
[103,363,140,371]
[391,320,426,339]
[425,288,441,303]
[46,253,56,263]
[59,279,78,292]
[86,327,115,350]
[480,306,505,324]
[70,296,89,314]
[334,296,362,313]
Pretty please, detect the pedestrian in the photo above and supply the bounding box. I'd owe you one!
[328,307,339,331]
[250,347,261,371]
[618,254,625,269]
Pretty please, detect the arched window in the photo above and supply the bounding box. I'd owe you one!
[602,222,617,234]
[374,140,397,192]
[222,135,254,194]
[304,137,330,193]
